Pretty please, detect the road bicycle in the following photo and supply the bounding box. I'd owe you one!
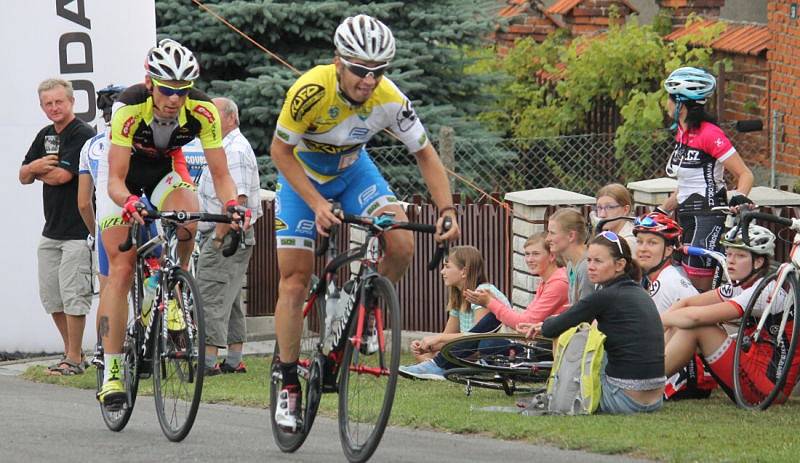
[440,333,553,397]
[731,210,800,410]
[269,208,448,463]
[93,210,240,441]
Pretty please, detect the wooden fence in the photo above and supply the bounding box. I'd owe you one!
[245,195,512,334]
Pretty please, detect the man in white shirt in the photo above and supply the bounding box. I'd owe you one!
[196,97,263,375]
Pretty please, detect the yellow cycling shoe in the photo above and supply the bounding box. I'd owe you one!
[97,379,126,411]
[166,300,186,332]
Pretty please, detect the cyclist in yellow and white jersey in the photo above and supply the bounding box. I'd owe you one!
[96,39,247,410]
[271,15,460,431]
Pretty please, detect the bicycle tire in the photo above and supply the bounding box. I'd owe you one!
[440,333,553,376]
[733,271,800,410]
[270,276,325,453]
[153,268,205,442]
[443,367,547,397]
[97,323,141,431]
[338,275,400,463]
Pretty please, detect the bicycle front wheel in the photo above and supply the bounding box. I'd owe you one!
[733,271,800,410]
[338,276,400,463]
[97,322,141,431]
[152,268,205,441]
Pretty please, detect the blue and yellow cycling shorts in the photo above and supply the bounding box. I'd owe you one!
[274,150,398,251]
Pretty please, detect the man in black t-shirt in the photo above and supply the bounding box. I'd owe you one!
[19,78,95,376]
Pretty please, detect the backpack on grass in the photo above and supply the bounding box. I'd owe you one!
[543,322,606,415]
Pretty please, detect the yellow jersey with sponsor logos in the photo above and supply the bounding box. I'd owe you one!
[275,64,428,183]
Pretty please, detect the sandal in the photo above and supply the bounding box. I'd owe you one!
[47,354,67,372]
[48,358,85,376]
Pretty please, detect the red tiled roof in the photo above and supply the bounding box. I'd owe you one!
[499,0,564,29]
[664,20,769,56]
[546,0,638,15]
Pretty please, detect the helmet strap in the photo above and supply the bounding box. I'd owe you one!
[670,99,683,131]
[645,246,673,282]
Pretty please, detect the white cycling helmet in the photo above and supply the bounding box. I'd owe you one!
[145,39,200,81]
[334,15,395,63]
[721,224,776,256]
[664,67,716,103]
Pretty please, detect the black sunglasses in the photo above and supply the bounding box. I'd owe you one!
[340,56,388,79]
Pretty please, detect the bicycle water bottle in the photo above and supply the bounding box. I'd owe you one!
[324,281,341,339]
[141,274,158,326]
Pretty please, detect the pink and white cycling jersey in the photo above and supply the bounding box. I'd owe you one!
[646,264,698,314]
[669,121,736,205]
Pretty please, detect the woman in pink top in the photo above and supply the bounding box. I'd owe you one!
[465,232,568,331]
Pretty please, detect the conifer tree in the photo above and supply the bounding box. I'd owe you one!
[156,0,499,191]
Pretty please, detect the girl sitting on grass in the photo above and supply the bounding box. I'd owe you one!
[399,245,508,380]
[525,231,666,414]
[463,232,568,331]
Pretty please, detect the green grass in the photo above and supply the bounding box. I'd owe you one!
[23,356,800,462]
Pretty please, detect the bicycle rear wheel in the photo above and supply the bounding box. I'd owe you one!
[338,276,400,463]
[96,322,141,431]
[270,276,325,452]
[152,268,205,441]
[440,333,553,375]
[443,367,547,397]
[733,271,800,410]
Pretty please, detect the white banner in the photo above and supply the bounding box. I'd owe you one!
[0,0,156,352]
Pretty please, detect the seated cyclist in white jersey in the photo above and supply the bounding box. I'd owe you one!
[270,15,460,432]
[633,212,718,400]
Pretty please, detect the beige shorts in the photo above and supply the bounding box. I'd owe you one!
[37,237,93,316]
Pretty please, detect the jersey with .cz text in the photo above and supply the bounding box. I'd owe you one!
[669,121,736,207]
[274,64,429,184]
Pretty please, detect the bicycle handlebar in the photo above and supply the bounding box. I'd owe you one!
[315,209,452,271]
[740,211,796,246]
[594,216,634,234]
[118,210,240,257]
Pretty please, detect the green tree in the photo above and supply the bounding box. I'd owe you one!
[481,14,727,183]
[156,0,501,193]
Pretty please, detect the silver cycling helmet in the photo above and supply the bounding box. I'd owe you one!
[145,39,200,81]
[721,224,776,257]
[334,15,395,63]
[664,66,716,103]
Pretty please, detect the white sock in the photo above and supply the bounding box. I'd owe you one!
[104,354,124,383]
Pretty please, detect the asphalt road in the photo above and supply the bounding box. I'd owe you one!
[0,374,649,462]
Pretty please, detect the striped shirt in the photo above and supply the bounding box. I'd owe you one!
[198,128,263,234]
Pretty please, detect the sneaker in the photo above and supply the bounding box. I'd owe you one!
[398,359,446,381]
[274,384,302,433]
[166,300,186,332]
[97,379,126,411]
[205,364,222,377]
[219,359,247,374]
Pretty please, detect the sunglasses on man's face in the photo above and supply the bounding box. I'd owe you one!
[340,56,388,79]
[152,78,193,97]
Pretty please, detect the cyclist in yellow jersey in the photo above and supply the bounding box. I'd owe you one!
[96,39,248,410]
[271,15,460,431]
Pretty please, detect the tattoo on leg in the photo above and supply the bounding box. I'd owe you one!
[98,316,109,339]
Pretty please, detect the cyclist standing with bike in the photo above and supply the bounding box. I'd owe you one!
[95,39,247,410]
[271,15,459,431]
[659,67,754,291]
